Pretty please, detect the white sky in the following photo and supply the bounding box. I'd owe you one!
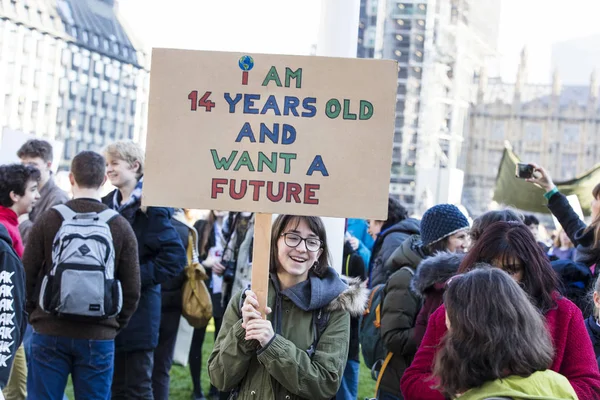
[118,0,600,84]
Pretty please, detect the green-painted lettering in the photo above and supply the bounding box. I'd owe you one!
[285,68,302,88]
[233,151,255,172]
[325,99,341,119]
[211,150,238,170]
[262,66,282,87]
[258,152,277,173]
[359,100,374,120]
[279,153,297,174]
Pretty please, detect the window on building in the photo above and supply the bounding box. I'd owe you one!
[94,60,103,76]
[105,64,113,79]
[20,66,29,84]
[398,67,408,79]
[92,34,99,47]
[73,52,81,68]
[561,153,577,178]
[524,122,543,142]
[491,120,504,140]
[563,123,580,142]
[364,26,376,48]
[61,48,71,66]
[81,55,90,71]
[34,70,42,88]
[366,0,378,16]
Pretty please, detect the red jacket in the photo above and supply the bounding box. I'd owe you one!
[0,207,23,258]
[401,296,600,400]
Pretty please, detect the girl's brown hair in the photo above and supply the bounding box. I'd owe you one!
[553,229,574,249]
[459,221,559,313]
[270,215,331,278]
[198,211,216,259]
[433,267,554,398]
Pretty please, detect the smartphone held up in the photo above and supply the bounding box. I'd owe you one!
[516,163,534,179]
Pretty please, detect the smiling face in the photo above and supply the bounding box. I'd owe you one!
[446,230,470,253]
[11,179,40,216]
[276,218,323,284]
[105,156,139,189]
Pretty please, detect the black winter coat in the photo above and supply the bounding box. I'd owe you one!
[103,191,187,352]
[369,218,420,287]
[379,235,424,398]
[160,218,190,311]
[548,191,600,268]
[0,225,26,390]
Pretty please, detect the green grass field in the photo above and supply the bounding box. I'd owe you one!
[65,323,376,400]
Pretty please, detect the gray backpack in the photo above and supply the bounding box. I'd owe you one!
[39,205,123,320]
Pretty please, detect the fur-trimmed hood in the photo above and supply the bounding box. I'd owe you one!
[411,252,465,297]
[325,276,368,317]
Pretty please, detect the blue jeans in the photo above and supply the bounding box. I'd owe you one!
[336,359,360,400]
[26,332,114,400]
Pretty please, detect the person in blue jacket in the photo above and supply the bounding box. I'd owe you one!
[103,141,187,400]
[347,218,374,267]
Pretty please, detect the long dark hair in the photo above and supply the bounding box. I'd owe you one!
[459,221,559,313]
[270,215,331,278]
[433,267,554,398]
[198,211,217,259]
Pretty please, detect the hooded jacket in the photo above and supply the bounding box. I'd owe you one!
[369,218,420,287]
[458,370,577,400]
[378,235,425,397]
[0,225,26,390]
[208,268,367,400]
[411,252,464,344]
[547,191,599,268]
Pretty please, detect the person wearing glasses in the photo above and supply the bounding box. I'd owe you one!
[401,222,600,400]
[208,215,367,400]
[432,267,577,400]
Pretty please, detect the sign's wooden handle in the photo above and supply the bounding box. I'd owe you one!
[251,213,272,318]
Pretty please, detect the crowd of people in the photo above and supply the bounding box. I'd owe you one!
[1,139,600,400]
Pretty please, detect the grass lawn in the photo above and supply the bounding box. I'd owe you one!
[65,322,376,400]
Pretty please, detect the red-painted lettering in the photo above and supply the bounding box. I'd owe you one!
[286,182,302,203]
[211,178,227,199]
[229,179,247,200]
[248,180,265,201]
[304,184,320,205]
[266,181,285,202]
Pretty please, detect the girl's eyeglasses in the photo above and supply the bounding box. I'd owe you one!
[281,233,322,252]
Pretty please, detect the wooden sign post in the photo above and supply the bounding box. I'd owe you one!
[251,213,272,315]
[142,49,397,314]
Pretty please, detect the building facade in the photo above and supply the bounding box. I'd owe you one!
[357,0,500,214]
[462,49,600,215]
[0,0,149,168]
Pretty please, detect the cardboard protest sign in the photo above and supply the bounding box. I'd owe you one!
[142,49,397,220]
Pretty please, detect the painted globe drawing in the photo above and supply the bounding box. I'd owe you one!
[239,55,254,71]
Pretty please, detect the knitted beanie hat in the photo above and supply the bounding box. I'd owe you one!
[421,204,469,247]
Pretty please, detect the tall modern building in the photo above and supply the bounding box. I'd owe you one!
[0,0,149,168]
[357,0,501,214]
[462,49,600,215]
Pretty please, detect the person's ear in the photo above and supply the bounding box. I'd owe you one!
[68,172,75,186]
[101,174,107,186]
[46,161,53,171]
[9,191,19,203]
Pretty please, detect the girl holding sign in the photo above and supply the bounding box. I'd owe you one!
[208,215,367,399]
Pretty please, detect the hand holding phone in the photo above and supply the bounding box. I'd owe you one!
[516,163,534,179]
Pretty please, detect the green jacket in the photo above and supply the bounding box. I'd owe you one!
[458,370,578,400]
[208,269,367,400]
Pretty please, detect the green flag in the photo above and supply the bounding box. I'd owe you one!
[493,145,599,215]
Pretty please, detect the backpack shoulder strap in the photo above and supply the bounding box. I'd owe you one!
[399,266,415,276]
[53,204,76,221]
[97,209,119,223]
